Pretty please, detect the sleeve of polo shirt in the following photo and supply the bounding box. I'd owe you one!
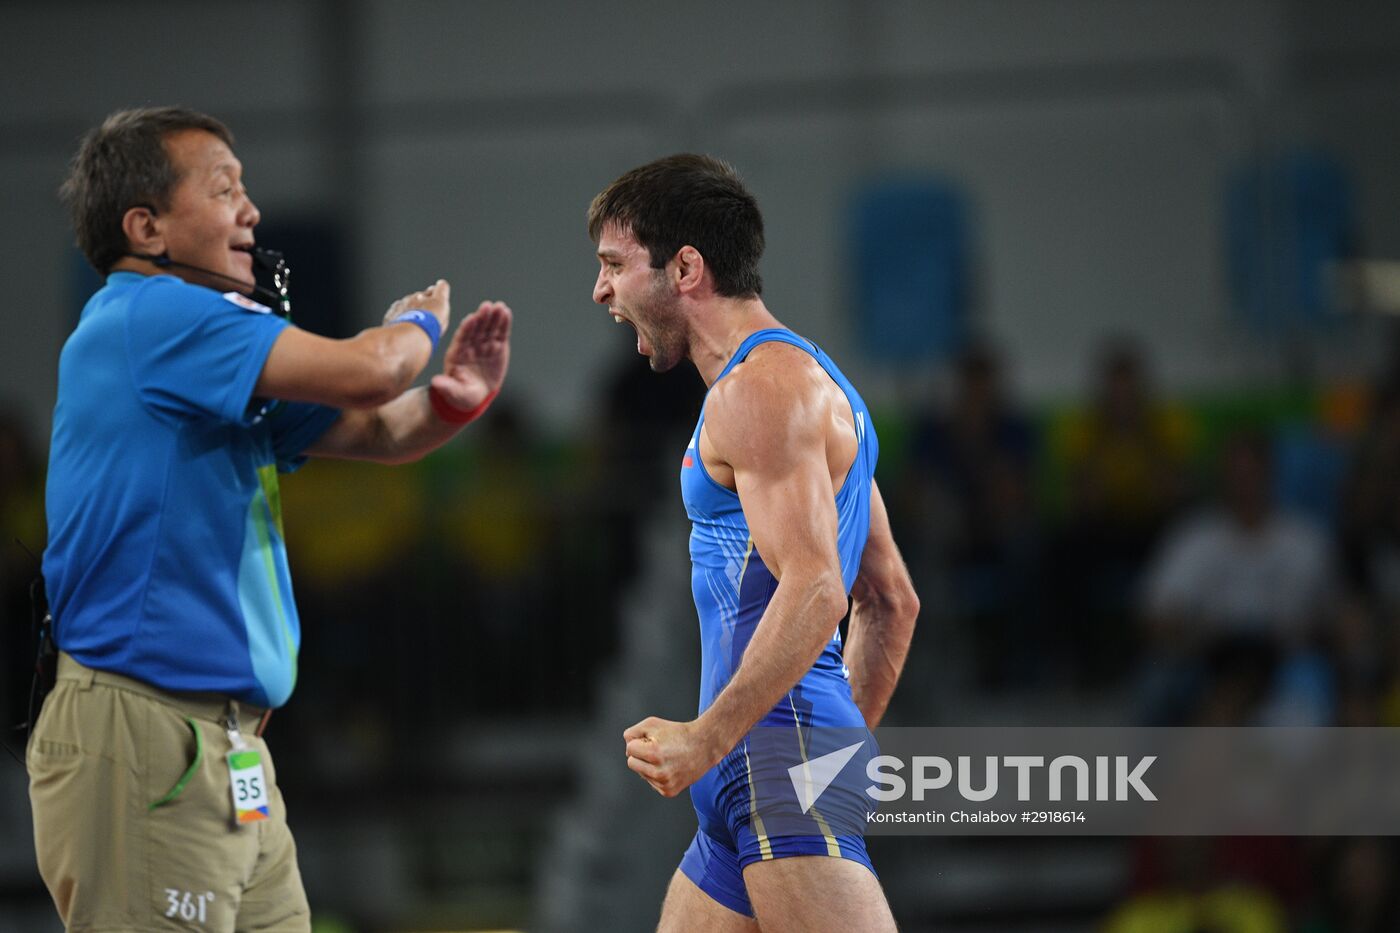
[125,278,289,425]
[268,401,343,473]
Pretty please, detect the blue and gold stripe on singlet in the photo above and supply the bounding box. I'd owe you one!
[744,741,774,860]
[787,695,842,856]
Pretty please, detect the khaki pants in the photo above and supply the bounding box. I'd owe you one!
[27,654,310,932]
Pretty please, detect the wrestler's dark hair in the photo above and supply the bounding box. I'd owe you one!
[588,154,764,299]
[60,106,234,273]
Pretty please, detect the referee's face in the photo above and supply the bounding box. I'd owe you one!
[156,129,262,291]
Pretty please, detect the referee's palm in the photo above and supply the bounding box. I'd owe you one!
[433,300,512,409]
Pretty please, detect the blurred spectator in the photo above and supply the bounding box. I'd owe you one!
[1328,596,1387,726]
[572,349,705,654]
[906,343,1040,689]
[1339,383,1400,622]
[1102,881,1286,933]
[593,348,705,557]
[1311,364,1400,731]
[1139,431,1338,725]
[0,408,45,735]
[436,400,554,713]
[1373,623,1400,727]
[1299,839,1398,933]
[1048,339,1194,687]
[1104,837,1297,933]
[276,449,430,772]
[1062,340,1193,550]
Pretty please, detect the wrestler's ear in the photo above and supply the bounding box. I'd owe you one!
[673,245,705,294]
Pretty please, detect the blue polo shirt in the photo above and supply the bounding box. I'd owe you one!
[43,272,340,707]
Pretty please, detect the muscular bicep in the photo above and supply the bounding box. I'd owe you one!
[734,448,844,584]
[710,378,844,587]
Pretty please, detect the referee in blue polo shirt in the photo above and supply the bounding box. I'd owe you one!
[29,106,512,932]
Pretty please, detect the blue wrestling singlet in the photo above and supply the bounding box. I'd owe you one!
[677,328,880,916]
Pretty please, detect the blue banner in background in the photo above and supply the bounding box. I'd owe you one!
[850,177,971,365]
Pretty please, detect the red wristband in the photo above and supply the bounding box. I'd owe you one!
[430,386,498,425]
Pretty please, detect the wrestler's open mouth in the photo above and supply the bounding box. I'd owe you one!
[611,311,639,336]
[610,311,648,355]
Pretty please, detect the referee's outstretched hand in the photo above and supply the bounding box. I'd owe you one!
[384,278,451,333]
[430,298,513,413]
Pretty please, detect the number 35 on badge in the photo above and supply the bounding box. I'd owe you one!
[224,708,270,825]
[228,748,269,823]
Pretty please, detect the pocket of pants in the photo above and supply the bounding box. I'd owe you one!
[26,736,83,814]
[28,737,82,763]
[149,716,204,810]
[26,694,82,770]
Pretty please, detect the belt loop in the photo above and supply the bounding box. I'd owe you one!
[229,701,252,733]
[61,652,97,690]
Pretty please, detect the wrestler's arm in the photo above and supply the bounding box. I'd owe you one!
[844,480,918,728]
[692,364,849,748]
[624,356,848,796]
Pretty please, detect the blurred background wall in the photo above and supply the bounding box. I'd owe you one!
[3,1,1400,931]
[2,0,1397,436]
